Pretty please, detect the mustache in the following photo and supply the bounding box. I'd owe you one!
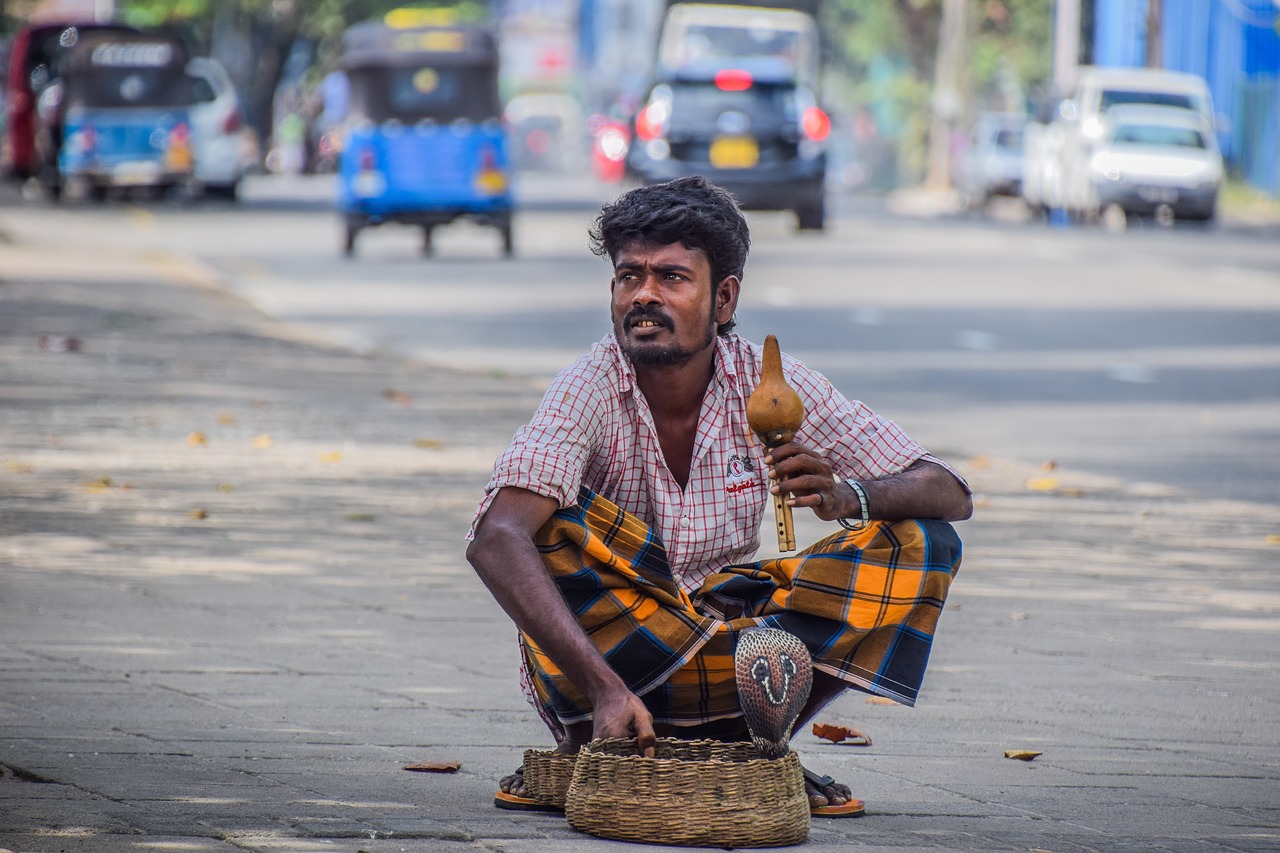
[623,306,674,329]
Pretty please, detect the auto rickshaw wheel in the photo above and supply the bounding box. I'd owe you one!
[343,222,360,257]
[501,218,514,258]
[421,226,434,257]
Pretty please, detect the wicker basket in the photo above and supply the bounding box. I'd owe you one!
[564,738,809,848]
[522,748,577,808]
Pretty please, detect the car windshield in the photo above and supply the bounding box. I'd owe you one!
[69,66,193,108]
[1099,89,1199,112]
[993,128,1023,149]
[348,65,500,122]
[1111,123,1207,148]
[669,81,797,126]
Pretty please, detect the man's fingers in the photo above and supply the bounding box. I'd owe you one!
[634,716,657,758]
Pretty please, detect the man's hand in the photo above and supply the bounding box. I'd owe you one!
[591,686,656,757]
[765,445,972,523]
[765,441,846,520]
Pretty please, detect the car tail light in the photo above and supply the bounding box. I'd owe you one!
[802,107,831,142]
[714,69,753,91]
[634,103,667,141]
[222,109,242,134]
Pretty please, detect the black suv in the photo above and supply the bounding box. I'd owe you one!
[626,66,830,230]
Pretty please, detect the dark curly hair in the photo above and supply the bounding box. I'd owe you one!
[589,176,750,335]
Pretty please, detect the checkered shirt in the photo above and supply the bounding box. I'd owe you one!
[470,333,963,594]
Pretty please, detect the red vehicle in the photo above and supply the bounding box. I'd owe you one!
[2,21,137,180]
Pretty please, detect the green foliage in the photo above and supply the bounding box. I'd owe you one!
[821,0,1051,186]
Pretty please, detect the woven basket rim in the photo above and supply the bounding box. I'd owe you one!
[579,736,785,767]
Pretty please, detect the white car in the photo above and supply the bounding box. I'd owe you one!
[956,112,1026,209]
[1087,105,1222,223]
[186,57,256,199]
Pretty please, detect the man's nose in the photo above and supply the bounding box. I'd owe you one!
[632,274,663,304]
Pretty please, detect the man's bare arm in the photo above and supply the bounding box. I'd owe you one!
[465,487,656,753]
[767,451,973,523]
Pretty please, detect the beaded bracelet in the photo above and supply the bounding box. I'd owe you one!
[837,479,870,531]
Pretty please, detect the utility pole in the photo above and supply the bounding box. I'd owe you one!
[1053,0,1081,96]
[925,0,967,190]
[1145,0,1162,68]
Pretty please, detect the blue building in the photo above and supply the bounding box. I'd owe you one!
[1093,0,1280,194]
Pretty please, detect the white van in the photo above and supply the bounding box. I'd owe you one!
[656,3,819,88]
[1023,66,1215,215]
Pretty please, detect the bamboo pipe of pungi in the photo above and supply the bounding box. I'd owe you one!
[746,335,805,552]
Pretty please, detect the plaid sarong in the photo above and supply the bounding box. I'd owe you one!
[523,487,961,734]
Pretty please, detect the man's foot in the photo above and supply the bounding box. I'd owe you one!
[802,767,866,818]
[493,743,579,812]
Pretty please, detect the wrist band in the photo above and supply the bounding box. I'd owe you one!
[837,479,870,531]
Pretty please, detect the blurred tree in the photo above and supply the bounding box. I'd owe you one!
[114,0,485,161]
[821,0,1051,186]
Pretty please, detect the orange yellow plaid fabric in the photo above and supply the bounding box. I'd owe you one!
[523,488,961,734]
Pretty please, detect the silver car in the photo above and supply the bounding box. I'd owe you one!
[186,57,257,199]
[1086,105,1222,224]
[956,112,1026,209]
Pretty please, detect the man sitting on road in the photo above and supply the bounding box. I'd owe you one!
[466,176,972,816]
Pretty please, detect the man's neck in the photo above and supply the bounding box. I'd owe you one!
[632,347,717,420]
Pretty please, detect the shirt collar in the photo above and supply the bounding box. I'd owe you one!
[604,333,741,399]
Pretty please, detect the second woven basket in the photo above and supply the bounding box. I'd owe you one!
[564,737,810,848]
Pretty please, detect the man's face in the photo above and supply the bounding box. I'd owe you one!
[610,241,737,368]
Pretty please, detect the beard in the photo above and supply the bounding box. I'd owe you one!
[615,305,717,368]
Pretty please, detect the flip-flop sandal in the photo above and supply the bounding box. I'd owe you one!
[803,769,866,818]
[734,627,813,759]
[493,767,564,812]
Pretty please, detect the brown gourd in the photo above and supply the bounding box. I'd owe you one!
[747,335,805,446]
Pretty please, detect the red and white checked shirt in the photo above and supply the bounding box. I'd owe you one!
[470,333,964,595]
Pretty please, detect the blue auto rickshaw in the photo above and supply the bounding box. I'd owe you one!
[337,15,514,257]
[53,30,195,201]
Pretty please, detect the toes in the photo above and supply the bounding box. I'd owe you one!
[498,772,528,797]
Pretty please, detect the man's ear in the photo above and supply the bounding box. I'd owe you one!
[715,275,741,324]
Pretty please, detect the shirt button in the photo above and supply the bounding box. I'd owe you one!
[680,517,690,528]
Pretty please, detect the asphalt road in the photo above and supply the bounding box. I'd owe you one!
[2,173,1277,506]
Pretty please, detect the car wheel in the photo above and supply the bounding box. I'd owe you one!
[795,190,826,231]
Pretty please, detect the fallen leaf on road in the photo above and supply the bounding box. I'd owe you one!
[812,723,872,745]
[411,437,444,449]
[38,335,81,352]
[5,461,35,474]
[318,451,342,463]
[383,389,414,406]
[865,696,897,706]
[1267,535,1280,545]
[218,483,235,492]
[968,455,991,470]
[187,431,208,447]
[1025,477,1059,492]
[1040,460,1058,473]
[187,508,208,520]
[251,434,273,449]
[216,412,235,425]
[345,512,377,522]
[84,476,113,493]
[1004,750,1042,761]
[1010,612,1028,621]
[404,760,460,773]
[1059,487,1085,498]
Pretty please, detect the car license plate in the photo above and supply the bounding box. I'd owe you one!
[710,136,759,169]
[113,161,162,186]
[1138,186,1178,203]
